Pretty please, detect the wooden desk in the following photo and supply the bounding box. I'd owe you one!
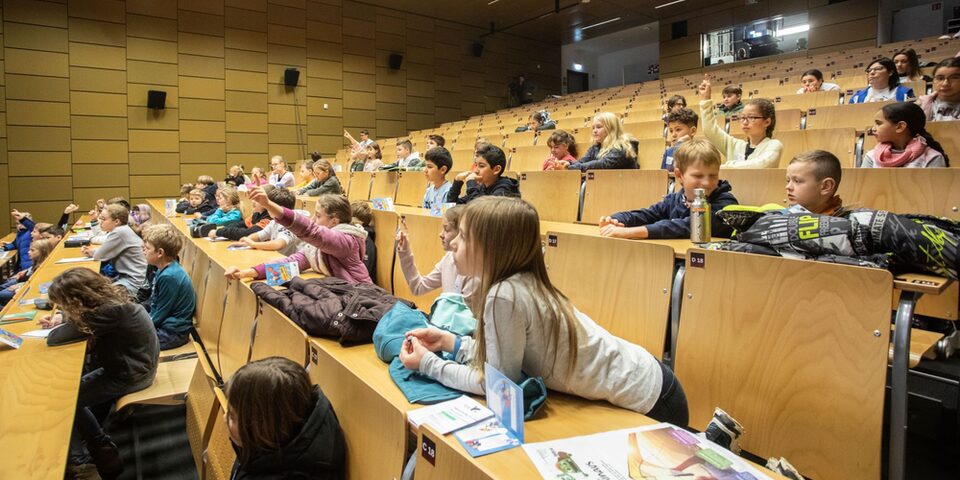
[0,235,94,480]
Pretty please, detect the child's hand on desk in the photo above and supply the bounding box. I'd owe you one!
[194,212,203,219]
[554,160,570,170]
[598,216,625,228]
[224,266,256,280]
[38,313,63,329]
[207,229,218,239]
[80,245,94,257]
[599,224,629,239]
[399,336,430,371]
[405,327,452,353]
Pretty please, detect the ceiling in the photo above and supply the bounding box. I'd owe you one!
[358,0,694,44]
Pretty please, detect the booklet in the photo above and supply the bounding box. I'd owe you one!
[371,197,396,212]
[452,364,524,457]
[407,395,494,435]
[523,423,771,479]
[0,328,23,349]
[1,310,37,323]
[226,244,252,251]
[263,261,299,286]
[164,199,177,216]
[55,257,95,264]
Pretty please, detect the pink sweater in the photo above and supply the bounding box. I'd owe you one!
[253,207,372,284]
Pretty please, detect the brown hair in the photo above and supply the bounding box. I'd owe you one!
[103,204,130,225]
[350,200,372,227]
[674,138,722,171]
[666,107,699,128]
[28,238,57,266]
[197,175,215,185]
[189,189,206,199]
[180,183,194,196]
[746,98,777,137]
[460,197,579,381]
[48,268,132,332]
[314,194,352,224]
[142,224,184,259]
[217,186,241,210]
[226,357,315,466]
[722,85,742,96]
[546,130,579,158]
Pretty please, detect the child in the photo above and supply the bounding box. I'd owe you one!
[422,147,453,211]
[225,357,345,479]
[557,112,638,171]
[245,166,269,189]
[786,150,846,216]
[196,175,218,202]
[224,191,371,284]
[446,144,520,204]
[599,139,738,239]
[350,201,377,282]
[848,58,915,103]
[426,134,445,150]
[269,155,296,188]
[661,108,699,173]
[178,188,217,216]
[212,185,275,241]
[542,130,579,171]
[363,143,384,172]
[36,224,66,243]
[231,187,302,256]
[918,57,960,121]
[698,75,783,168]
[862,102,948,168]
[293,159,314,191]
[797,69,840,94]
[203,187,244,225]
[0,238,55,306]
[82,204,148,295]
[390,139,423,170]
[515,110,556,132]
[3,210,34,271]
[399,197,688,426]
[142,224,196,349]
[43,268,159,479]
[225,165,247,187]
[349,146,368,172]
[718,85,744,117]
[894,48,930,83]
[175,183,194,213]
[297,159,343,196]
[396,205,474,299]
[666,94,687,113]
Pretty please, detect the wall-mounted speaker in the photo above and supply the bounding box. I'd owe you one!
[471,42,484,57]
[284,68,300,87]
[147,90,166,109]
[388,53,403,70]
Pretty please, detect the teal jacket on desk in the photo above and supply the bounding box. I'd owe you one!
[204,208,242,226]
[149,261,196,335]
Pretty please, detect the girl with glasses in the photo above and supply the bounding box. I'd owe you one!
[697,75,783,168]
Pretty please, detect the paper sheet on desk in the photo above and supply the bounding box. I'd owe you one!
[55,257,96,264]
[21,329,54,338]
[206,236,230,242]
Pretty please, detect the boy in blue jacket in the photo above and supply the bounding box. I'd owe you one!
[3,210,34,271]
[599,138,738,239]
[141,224,196,349]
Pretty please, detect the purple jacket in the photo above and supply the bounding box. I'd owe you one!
[253,207,372,284]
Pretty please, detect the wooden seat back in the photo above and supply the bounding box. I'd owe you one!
[346,172,373,202]
[395,172,430,207]
[517,170,582,223]
[543,232,674,359]
[580,170,669,225]
[676,249,892,480]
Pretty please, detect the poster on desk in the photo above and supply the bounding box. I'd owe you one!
[522,423,770,479]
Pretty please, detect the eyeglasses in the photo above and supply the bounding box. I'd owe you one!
[933,74,960,83]
[738,115,766,123]
[866,66,887,73]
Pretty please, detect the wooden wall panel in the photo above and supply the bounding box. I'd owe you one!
[0,0,560,216]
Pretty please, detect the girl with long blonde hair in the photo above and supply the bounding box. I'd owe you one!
[560,112,638,170]
[399,197,687,425]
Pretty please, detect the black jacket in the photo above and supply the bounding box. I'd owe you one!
[178,198,217,216]
[231,386,346,480]
[48,303,160,385]
[569,144,638,171]
[446,176,521,205]
[361,225,377,285]
[611,180,739,239]
[216,210,272,240]
[251,277,412,344]
[224,174,246,187]
[203,183,218,202]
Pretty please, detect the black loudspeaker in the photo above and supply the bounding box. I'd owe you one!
[388,53,403,70]
[284,68,300,87]
[671,20,687,40]
[471,42,484,57]
[147,90,166,109]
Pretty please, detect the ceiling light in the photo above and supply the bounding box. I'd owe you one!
[573,63,583,71]
[655,0,686,9]
[776,24,810,37]
[581,17,621,31]
[488,0,500,4]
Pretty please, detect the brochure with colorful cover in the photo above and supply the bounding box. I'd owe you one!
[406,395,494,435]
[0,328,23,349]
[263,261,299,286]
[371,197,396,212]
[523,423,771,479]
[164,199,177,216]
[453,364,524,458]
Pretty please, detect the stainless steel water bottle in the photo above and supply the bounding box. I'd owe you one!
[690,188,711,243]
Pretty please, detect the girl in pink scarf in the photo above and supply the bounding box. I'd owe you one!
[863,102,949,168]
